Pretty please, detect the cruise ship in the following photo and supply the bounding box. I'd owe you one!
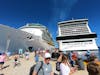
[56,19,98,51]
[0,23,54,54]
[19,23,54,51]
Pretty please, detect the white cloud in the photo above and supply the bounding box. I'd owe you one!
[52,0,78,21]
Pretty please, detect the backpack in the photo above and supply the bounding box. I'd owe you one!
[56,62,61,71]
[29,61,43,75]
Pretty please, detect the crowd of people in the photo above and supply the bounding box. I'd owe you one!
[0,49,100,75]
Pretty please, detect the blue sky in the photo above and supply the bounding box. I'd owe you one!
[0,0,100,47]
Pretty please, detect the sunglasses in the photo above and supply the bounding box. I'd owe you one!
[46,58,51,60]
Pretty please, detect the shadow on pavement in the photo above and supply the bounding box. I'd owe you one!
[2,65,10,69]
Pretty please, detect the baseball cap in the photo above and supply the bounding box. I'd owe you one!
[44,53,51,58]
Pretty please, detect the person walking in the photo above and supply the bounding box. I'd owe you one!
[56,52,63,71]
[13,52,20,67]
[87,56,100,75]
[24,50,30,60]
[33,52,53,75]
[34,50,39,63]
[0,53,7,70]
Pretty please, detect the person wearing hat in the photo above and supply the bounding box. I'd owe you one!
[33,52,54,75]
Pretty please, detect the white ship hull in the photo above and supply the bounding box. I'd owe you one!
[0,24,54,54]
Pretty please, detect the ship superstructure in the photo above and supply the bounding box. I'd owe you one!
[56,19,98,51]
